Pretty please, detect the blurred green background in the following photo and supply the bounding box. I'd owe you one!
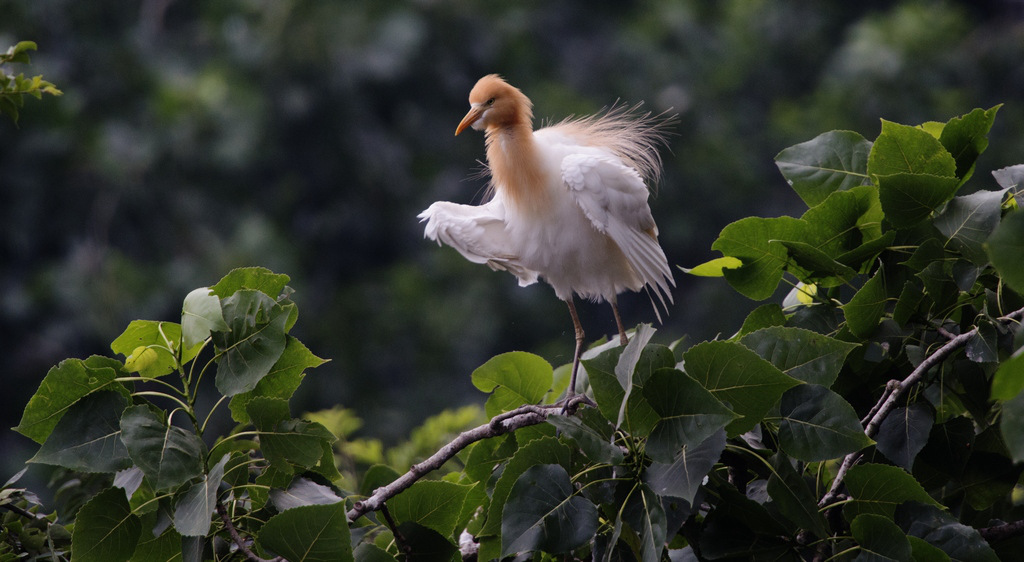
[3,0,1024,482]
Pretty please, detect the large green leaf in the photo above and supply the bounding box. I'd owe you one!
[471,351,553,417]
[775,130,873,207]
[501,464,598,557]
[877,173,960,229]
[868,120,957,178]
[740,326,859,387]
[181,287,228,348]
[210,266,290,299]
[70,486,141,562]
[933,188,1008,265]
[480,436,571,539]
[15,357,130,444]
[895,502,999,562]
[247,397,336,472]
[778,384,872,462]
[766,452,830,539]
[843,266,888,338]
[212,290,290,396]
[712,216,811,300]
[681,341,799,435]
[621,484,668,562]
[129,528,181,562]
[938,105,1000,181]
[874,403,933,471]
[229,336,327,423]
[584,345,662,434]
[985,210,1024,295]
[29,390,132,473]
[851,514,912,561]
[843,464,942,520]
[173,454,228,537]
[736,303,787,337]
[642,368,736,462]
[387,480,474,538]
[120,405,206,491]
[546,411,623,464]
[645,428,725,503]
[257,503,352,562]
[800,185,884,259]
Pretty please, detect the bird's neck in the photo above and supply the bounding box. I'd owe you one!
[485,122,548,211]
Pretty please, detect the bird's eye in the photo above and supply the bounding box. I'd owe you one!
[486,98,495,106]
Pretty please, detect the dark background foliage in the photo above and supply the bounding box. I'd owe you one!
[3,0,1024,478]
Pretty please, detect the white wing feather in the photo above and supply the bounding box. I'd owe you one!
[418,199,539,287]
[561,154,675,312]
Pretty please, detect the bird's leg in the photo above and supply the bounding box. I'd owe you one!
[564,298,586,412]
[611,299,629,346]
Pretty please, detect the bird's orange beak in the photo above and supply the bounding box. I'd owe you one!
[455,106,486,136]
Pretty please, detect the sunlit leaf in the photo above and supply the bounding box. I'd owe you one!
[388,480,474,538]
[471,351,553,417]
[501,464,598,557]
[843,266,887,338]
[712,216,811,300]
[680,256,743,277]
[868,120,957,178]
[775,130,873,207]
[181,287,228,348]
[111,320,187,378]
[740,326,858,387]
[257,503,352,562]
[938,105,1000,182]
[228,336,327,423]
[210,266,290,299]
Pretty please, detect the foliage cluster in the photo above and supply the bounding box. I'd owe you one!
[0,41,61,124]
[6,105,1024,561]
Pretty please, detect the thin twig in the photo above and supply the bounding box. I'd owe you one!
[346,397,588,522]
[979,519,1024,543]
[216,501,284,562]
[380,503,412,557]
[820,305,1024,508]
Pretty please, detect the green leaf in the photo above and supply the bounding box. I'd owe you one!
[938,105,1000,182]
[111,320,194,378]
[546,412,624,464]
[120,405,206,491]
[680,256,743,277]
[501,464,598,557]
[933,188,1009,265]
[800,185,885,260]
[129,528,181,562]
[257,503,352,562]
[645,428,725,503]
[212,290,290,396]
[181,287,228,348]
[874,404,933,471]
[387,480,474,538]
[851,513,912,561]
[642,368,737,462]
[895,502,998,561]
[1000,391,1024,463]
[471,352,553,417]
[210,266,290,299]
[480,436,571,538]
[248,397,336,472]
[877,173,960,229]
[621,484,668,562]
[773,239,858,284]
[396,522,459,561]
[868,120,957,178]
[775,130,873,207]
[843,266,888,338]
[740,326,859,387]
[778,384,872,462]
[767,452,830,539]
[985,210,1024,295]
[612,326,664,428]
[843,464,942,520]
[907,536,951,562]
[70,487,141,562]
[736,303,787,337]
[584,345,661,434]
[991,352,1024,402]
[30,391,132,472]
[229,336,327,423]
[712,216,811,300]
[682,340,799,435]
[354,543,397,562]
[15,357,130,444]
[173,454,228,536]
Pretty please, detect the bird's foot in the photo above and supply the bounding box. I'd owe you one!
[558,393,597,415]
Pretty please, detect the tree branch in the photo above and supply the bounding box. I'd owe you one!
[346,398,585,522]
[979,519,1024,543]
[217,501,284,562]
[820,305,1024,508]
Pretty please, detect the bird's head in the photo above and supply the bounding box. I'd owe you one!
[455,74,533,135]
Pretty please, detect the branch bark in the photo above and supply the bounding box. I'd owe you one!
[820,305,1024,508]
[217,501,284,562]
[346,398,587,522]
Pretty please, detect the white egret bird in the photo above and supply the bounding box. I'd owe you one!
[419,74,675,406]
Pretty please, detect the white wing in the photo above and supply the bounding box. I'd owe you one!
[561,154,675,312]
[418,199,539,286]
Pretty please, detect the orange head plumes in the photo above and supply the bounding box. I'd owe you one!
[455,74,534,135]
